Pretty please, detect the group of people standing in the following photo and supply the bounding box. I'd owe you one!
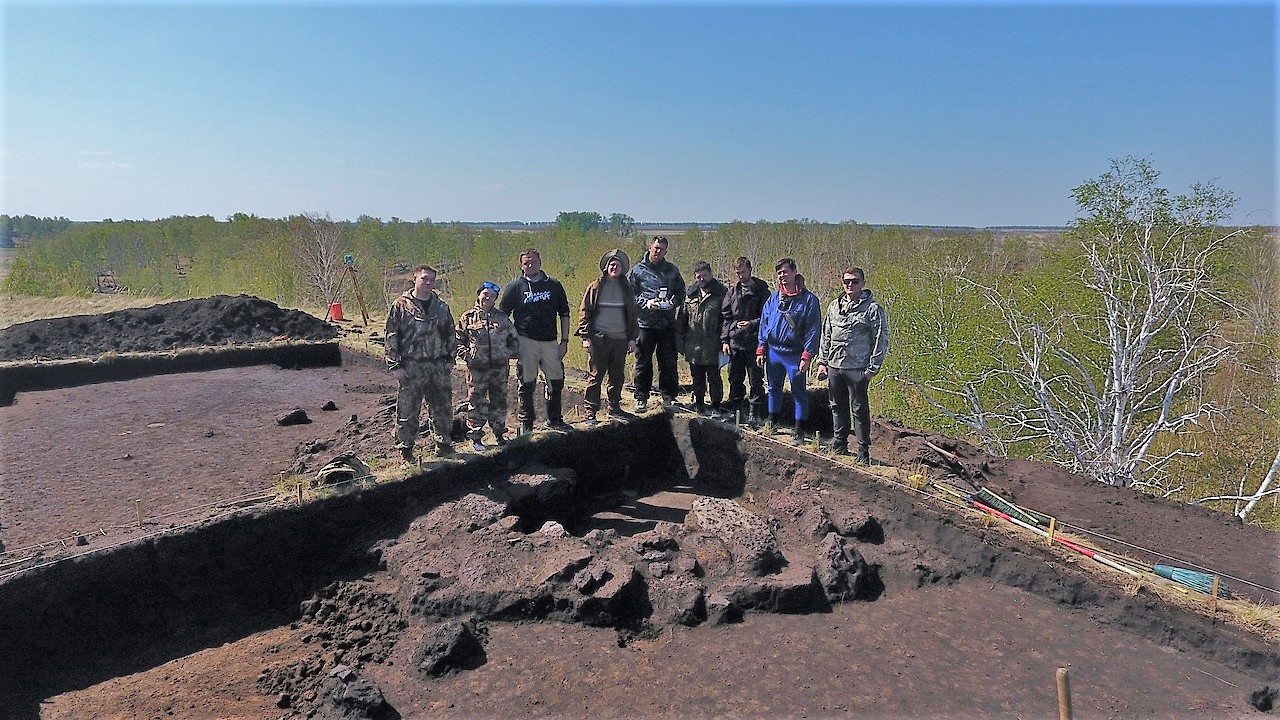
[383,236,889,465]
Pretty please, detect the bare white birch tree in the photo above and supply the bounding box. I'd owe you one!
[913,158,1250,493]
[1193,445,1280,521]
[988,158,1245,489]
[292,212,344,307]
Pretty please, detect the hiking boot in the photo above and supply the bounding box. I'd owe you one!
[546,418,573,433]
[398,446,415,463]
[518,421,535,437]
[471,440,487,452]
[583,408,598,424]
[494,433,508,447]
[856,450,872,465]
[609,403,632,418]
[435,441,455,456]
[634,397,649,413]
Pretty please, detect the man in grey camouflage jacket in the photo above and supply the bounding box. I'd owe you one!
[386,265,458,460]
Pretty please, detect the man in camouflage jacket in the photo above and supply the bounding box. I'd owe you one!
[456,281,520,449]
[386,265,458,460]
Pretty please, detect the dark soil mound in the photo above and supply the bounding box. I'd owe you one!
[0,295,337,361]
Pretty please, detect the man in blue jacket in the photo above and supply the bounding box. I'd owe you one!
[756,258,822,445]
[628,236,686,412]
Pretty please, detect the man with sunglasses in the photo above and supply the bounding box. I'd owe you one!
[816,267,890,463]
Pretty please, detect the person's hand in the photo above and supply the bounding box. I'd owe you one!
[799,356,811,375]
[628,339,638,354]
[861,370,874,382]
[721,342,731,355]
[645,298,661,310]
[816,363,828,382]
[756,354,765,368]
[558,340,569,360]
[390,367,406,381]
[582,338,592,351]
[392,295,413,312]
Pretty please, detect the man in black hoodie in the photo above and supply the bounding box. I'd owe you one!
[498,248,573,434]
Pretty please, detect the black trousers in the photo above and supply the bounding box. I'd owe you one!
[634,327,680,399]
[725,346,765,415]
[829,368,871,451]
[689,362,723,407]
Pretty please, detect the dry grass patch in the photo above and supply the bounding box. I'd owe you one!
[0,294,176,330]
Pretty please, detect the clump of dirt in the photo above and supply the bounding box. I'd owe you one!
[0,294,337,361]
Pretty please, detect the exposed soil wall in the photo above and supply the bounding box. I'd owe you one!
[0,417,680,713]
[0,341,341,405]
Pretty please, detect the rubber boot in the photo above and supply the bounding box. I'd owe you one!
[791,418,806,446]
[518,381,537,434]
[545,380,571,432]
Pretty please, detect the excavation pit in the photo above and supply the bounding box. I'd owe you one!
[1,298,1277,718]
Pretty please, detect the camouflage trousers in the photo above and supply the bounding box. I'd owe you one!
[394,358,453,450]
[465,363,510,439]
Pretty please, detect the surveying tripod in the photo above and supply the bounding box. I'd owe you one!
[325,258,372,325]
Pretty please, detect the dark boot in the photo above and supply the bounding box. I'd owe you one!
[518,381,537,434]
[856,446,872,464]
[791,418,807,446]
[766,413,780,433]
[545,380,572,431]
[824,437,849,455]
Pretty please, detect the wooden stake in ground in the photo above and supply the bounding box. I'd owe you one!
[1056,667,1073,720]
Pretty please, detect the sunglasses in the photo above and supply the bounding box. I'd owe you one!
[481,282,501,294]
[843,278,864,286]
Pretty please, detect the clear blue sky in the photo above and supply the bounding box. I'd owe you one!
[2,1,1275,226]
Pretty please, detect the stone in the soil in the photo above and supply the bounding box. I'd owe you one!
[815,532,881,601]
[686,496,784,576]
[319,664,390,719]
[410,619,487,677]
[278,408,312,426]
